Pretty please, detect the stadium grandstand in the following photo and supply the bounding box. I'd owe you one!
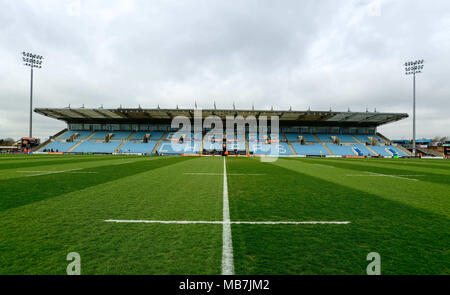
[34,107,412,157]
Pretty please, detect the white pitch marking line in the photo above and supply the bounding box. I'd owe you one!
[105,219,223,224]
[312,164,335,168]
[112,161,136,165]
[17,168,99,177]
[183,173,265,176]
[104,220,351,225]
[346,172,422,181]
[231,221,350,225]
[222,157,235,275]
[21,168,82,177]
[17,171,69,173]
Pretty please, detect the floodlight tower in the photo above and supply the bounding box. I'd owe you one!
[404,59,424,156]
[22,52,44,138]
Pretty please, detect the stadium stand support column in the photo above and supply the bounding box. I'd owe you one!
[322,143,333,155]
[313,134,321,142]
[352,135,362,144]
[200,133,205,154]
[67,132,96,152]
[244,133,250,155]
[287,142,296,155]
[365,145,379,156]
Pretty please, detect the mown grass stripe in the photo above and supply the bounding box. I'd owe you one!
[0,157,189,213]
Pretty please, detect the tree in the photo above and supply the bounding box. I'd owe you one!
[0,138,15,146]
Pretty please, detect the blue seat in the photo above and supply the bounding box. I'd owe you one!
[291,143,329,155]
[352,144,376,156]
[203,141,223,150]
[132,131,165,140]
[369,146,391,156]
[315,134,333,142]
[336,134,357,143]
[226,141,246,151]
[249,143,292,155]
[157,141,201,154]
[40,141,79,152]
[353,135,371,143]
[119,141,157,154]
[110,132,132,140]
[387,145,407,156]
[72,141,121,153]
[58,131,92,140]
[326,144,356,156]
[89,131,111,140]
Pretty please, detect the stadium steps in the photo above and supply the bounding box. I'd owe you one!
[282,133,288,142]
[35,128,68,151]
[322,143,333,155]
[376,132,412,156]
[396,144,414,157]
[352,147,362,156]
[385,148,394,156]
[244,134,250,155]
[35,140,52,152]
[416,147,442,157]
[313,134,321,142]
[113,133,134,153]
[287,143,296,155]
[67,132,96,152]
[151,132,167,154]
[352,135,362,144]
[114,142,126,153]
[376,132,390,144]
[365,145,379,156]
[126,132,136,141]
[152,141,162,154]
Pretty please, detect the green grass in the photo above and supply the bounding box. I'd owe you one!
[0,154,448,274]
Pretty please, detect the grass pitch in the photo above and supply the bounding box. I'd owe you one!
[0,154,448,274]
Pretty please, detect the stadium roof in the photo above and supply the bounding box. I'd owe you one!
[35,107,408,127]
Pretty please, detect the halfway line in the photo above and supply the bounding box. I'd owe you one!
[183,173,265,176]
[104,220,351,225]
[222,157,235,275]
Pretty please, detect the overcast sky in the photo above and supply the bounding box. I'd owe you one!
[1,0,449,141]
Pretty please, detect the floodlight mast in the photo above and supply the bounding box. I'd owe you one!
[404,59,424,157]
[22,52,44,138]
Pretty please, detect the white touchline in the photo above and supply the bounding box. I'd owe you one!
[222,157,235,275]
[104,220,351,225]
